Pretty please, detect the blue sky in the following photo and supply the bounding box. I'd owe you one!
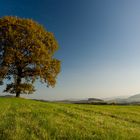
[1,0,140,99]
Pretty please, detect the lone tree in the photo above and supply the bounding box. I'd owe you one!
[0,16,61,97]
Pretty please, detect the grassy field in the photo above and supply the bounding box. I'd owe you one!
[0,98,140,140]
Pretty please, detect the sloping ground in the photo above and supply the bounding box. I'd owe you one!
[0,98,140,140]
[129,93,140,99]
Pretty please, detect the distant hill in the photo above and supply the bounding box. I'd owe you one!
[0,95,14,98]
[34,95,140,105]
[107,94,140,104]
[127,94,140,103]
[128,93,140,99]
[88,98,103,101]
[56,98,105,104]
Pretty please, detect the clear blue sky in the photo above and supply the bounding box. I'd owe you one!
[0,0,140,100]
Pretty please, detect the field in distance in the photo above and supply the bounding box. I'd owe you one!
[0,98,140,140]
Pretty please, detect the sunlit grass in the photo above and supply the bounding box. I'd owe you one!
[0,97,139,140]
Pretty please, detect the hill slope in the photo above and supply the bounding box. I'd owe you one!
[127,94,140,102]
[106,94,140,104]
[129,93,140,99]
[0,98,140,140]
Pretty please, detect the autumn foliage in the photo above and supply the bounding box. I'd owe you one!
[0,16,61,97]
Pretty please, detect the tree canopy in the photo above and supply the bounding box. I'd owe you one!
[0,16,61,97]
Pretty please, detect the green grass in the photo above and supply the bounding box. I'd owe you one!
[0,98,140,140]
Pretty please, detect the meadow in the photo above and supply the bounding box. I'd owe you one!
[0,97,140,140]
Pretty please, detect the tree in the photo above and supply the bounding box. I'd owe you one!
[0,16,61,97]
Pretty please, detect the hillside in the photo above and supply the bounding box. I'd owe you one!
[106,94,140,104]
[55,98,104,104]
[129,93,140,98]
[128,93,140,101]
[0,98,140,140]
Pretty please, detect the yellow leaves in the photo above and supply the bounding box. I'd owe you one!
[0,16,61,95]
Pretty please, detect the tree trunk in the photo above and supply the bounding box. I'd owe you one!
[16,91,20,97]
[16,77,21,98]
[16,67,22,98]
